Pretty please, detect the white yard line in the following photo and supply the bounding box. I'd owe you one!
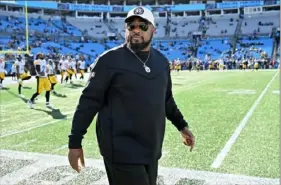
[1,117,52,131]
[2,88,82,109]
[10,139,37,148]
[1,101,21,108]
[52,144,68,153]
[2,98,77,113]
[211,71,279,169]
[272,90,280,94]
[1,110,74,129]
[0,111,74,138]
[0,149,279,185]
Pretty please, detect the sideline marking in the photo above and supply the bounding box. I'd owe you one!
[11,139,37,148]
[0,149,279,185]
[211,71,279,168]
[52,144,68,153]
[0,112,74,138]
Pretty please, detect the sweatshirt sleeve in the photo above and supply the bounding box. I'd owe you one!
[165,69,188,131]
[68,55,112,149]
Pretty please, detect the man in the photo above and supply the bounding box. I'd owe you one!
[65,57,75,84]
[0,55,5,89]
[77,55,86,80]
[15,55,31,97]
[27,53,56,109]
[11,61,16,80]
[175,58,181,72]
[59,55,67,84]
[47,59,58,95]
[219,58,224,71]
[68,6,195,185]
[254,58,259,71]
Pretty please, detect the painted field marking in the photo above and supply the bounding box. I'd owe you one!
[0,112,74,138]
[2,88,83,109]
[11,139,37,148]
[211,71,279,169]
[272,90,280,94]
[0,149,279,185]
[52,144,68,153]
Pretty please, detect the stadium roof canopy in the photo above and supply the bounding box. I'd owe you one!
[59,0,188,5]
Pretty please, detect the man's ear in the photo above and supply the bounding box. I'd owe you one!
[152,27,156,34]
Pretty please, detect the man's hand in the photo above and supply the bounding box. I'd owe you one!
[180,127,195,152]
[68,148,85,173]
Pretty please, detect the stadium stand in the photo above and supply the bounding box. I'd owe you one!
[197,38,232,60]
[0,0,280,75]
[241,11,280,35]
[67,17,109,38]
[236,37,274,58]
[204,15,239,36]
[170,16,200,38]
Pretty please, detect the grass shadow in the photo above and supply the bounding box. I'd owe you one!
[5,89,28,103]
[1,87,10,91]
[173,83,185,86]
[64,82,85,89]
[32,108,68,120]
[52,92,67,98]
[22,86,32,90]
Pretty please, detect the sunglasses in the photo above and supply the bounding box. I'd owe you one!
[127,22,149,32]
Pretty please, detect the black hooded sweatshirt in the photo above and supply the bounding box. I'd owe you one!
[69,44,188,164]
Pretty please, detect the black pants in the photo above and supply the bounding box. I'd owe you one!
[104,159,158,185]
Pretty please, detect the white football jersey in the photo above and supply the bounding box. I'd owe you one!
[15,60,25,74]
[78,60,85,70]
[0,61,5,73]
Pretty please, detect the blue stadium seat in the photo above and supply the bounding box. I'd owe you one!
[236,37,273,58]
[197,38,231,60]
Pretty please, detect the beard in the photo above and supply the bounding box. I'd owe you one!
[128,34,153,52]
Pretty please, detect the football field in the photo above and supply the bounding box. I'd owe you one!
[0,70,280,185]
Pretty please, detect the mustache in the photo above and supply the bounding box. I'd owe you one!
[130,33,143,38]
[132,33,140,36]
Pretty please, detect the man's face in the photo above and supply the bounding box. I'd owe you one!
[125,17,155,52]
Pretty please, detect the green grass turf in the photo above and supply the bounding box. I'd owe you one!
[0,81,83,133]
[0,70,279,179]
[218,72,280,178]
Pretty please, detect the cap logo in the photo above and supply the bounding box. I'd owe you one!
[133,7,144,15]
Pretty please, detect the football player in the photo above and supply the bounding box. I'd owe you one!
[65,57,75,84]
[77,56,86,80]
[59,55,67,84]
[254,58,259,71]
[11,61,16,80]
[15,55,31,97]
[27,53,56,109]
[0,55,5,89]
[47,59,58,95]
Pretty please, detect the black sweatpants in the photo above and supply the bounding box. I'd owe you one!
[104,159,158,185]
